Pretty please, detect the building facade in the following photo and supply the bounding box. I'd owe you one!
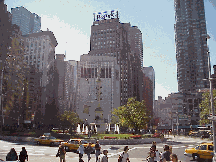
[174,0,209,93]
[55,54,74,114]
[142,66,155,108]
[89,13,143,105]
[11,6,41,36]
[76,55,120,132]
[142,71,153,117]
[23,30,58,116]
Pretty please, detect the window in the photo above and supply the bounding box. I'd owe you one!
[200,145,207,150]
[208,145,213,151]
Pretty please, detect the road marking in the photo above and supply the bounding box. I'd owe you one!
[39,149,47,150]
[28,153,45,156]
[0,152,8,154]
[26,148,34,150]
[172,147,179,148]
[35,150,44,152]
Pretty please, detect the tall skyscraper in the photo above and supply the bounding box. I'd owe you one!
[174,0,209,93]
[11,6,41,35]
[89,11,143,105]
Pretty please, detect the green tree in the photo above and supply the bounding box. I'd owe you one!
[2,30,28,125]
[199,90,216,125]
[59,111,82,134]
[112,97,151,134]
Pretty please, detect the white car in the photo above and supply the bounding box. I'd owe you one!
[213,152,216,162]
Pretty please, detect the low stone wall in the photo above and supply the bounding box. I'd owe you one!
[0,135,166,145]
[0,135,35,142]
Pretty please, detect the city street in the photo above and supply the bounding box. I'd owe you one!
[0,135,212,162]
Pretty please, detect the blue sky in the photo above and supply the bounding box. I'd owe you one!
[4,0,216,100]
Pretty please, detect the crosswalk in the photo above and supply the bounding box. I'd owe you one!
[0,135,212,160]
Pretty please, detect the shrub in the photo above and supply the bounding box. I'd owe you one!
[130,135,141,139]
[104,136,117,139]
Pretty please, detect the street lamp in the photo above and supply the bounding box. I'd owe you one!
[176,112,179,136]
[204,48,216,153]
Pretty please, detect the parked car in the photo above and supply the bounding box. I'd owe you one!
[201,131,211,138]
[152,132,163,138]
[61,139,95,153]
[184,142,214,161]
[34,135,64,146]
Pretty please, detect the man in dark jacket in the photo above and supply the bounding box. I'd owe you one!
[161,145,171,161]
[19,147,28,162]
[86,143,94,162]
[6,148,18,161]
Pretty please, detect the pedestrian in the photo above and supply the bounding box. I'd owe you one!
[85,142,94,162]
[19,147,28,162]
[88,130,92,138]
[95,140,101,162]
[77,141,85,162]
[171,154,180,162]
[121,146,130,162]
[6,148,18,161]
[152,141,156,148]
[151,145,160,162]
[98,150,108,162]
[58,144,66,162]
[147,147,154,162]
[161,145,171,161]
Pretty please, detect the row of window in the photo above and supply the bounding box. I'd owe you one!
[81,68,112,78]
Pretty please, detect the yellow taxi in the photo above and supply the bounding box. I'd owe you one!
[184,142,214,161]
[34,135,64,146]
[61,139,95,153]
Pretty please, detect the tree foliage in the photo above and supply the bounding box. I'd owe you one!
[199,90,216,125]
[58,110,82,133]
[2,32,29,124]
[112,97,151,133]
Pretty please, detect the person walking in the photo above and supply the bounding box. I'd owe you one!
[6,148,18,161]
[151,145,160,162]
[85,142,94,162]
[95,140,101,162]
[121,146,130,162]
[147,147,155,162]
[152,141,156,148]
[58,144,66,162]
[171,154,180,162]
[77,141,85,162]
[19,147,28,162]
[161,145,171,162]
[98,150,108,162]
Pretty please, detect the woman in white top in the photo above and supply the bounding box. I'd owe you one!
[121,146,130,162]
[77,141,85,161]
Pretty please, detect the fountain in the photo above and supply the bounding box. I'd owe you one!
[114,124,117,132]
[116,124,120,134]
[82,124,85,133]
[77,124,81,134]
[94,125,97,133]
[85,126,88,135]
[108,124,110,132]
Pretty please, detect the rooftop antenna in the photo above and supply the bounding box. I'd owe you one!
[64,50,66,60]
[64,41,67,60]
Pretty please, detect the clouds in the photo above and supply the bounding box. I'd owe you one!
[155,82,176,99]
[41,14,90,61]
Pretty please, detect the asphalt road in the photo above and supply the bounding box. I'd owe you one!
[0,135,212,162]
